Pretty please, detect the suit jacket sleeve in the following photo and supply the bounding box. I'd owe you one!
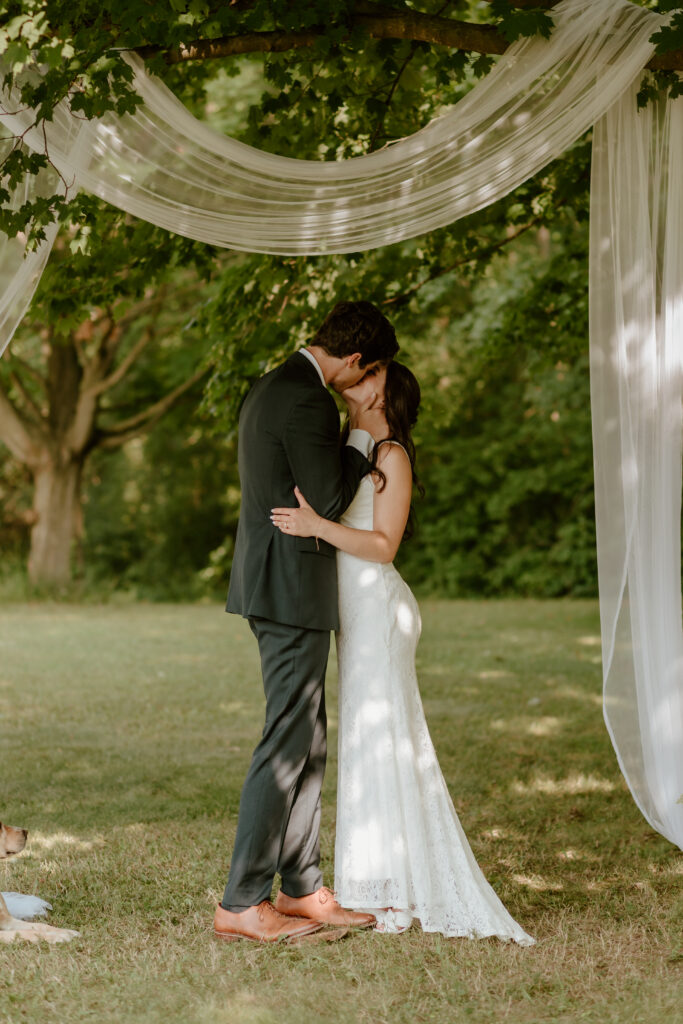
[283,390,371,521]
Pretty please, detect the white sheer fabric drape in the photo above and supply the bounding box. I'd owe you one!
[0,145,58,358]
[0,0,659,352]
[0,0,681,847]
[0,110,90,354]
[590,83,683,847]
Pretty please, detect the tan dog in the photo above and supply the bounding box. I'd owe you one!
[0,822,79,944]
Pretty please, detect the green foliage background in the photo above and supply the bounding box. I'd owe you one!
[395,227,595,597]
[2,224,596,601]
[6,0,677,599]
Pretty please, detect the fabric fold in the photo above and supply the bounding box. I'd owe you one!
[590,81,683,847]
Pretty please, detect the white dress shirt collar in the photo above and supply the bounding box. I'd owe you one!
[300,347,326,388]
[299,350,374,456]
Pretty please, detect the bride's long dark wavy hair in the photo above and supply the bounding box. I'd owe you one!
[343,360,424,538]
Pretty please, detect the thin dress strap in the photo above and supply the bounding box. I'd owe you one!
[377,439,409,457]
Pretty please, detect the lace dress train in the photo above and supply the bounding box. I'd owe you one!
[334,446,534,944]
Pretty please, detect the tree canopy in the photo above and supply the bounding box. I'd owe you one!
[1,0,682,246]
[0,0,680,595]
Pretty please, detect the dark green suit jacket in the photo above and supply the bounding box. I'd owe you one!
[226,352,371,631]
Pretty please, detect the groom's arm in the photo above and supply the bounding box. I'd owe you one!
[283,391,371,521]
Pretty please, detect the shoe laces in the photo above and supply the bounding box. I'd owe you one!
[257,900,287,922]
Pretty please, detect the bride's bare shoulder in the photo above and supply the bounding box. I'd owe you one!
[376,439,410,464]
[374,441,412,485]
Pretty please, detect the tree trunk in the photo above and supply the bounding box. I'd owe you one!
[2,312,204,589]
[28,454,83,587]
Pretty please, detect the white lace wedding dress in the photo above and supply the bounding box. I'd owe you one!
[334,439,535,944]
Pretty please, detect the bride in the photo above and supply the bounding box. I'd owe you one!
[271,361,534,945]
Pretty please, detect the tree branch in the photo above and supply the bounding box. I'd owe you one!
[485,1,558,7]
[132,4,683,72]
[8,355,46,394]
[369,38,421,150]
[133,12,506,64]
[0,388,40,464]
[97,310,122,366]
[9,370,45,426]
[382,216,545,307]
[85,325,156,399]
[96,365,207,449]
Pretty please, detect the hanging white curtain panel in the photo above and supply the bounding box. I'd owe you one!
[0,0,681,848]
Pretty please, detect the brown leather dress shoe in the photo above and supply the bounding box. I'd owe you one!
[274,887,376,928]
[213,901,322,943]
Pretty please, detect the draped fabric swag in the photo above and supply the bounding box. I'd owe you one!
[0,0,681,847]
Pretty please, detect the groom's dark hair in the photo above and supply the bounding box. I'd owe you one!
[312,301,399,366]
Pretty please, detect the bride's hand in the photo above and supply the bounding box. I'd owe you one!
[271,487,323,538]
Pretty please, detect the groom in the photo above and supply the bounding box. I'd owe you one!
[214,300,399,943]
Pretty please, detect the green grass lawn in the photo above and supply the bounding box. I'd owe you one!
[0,600,680,1024]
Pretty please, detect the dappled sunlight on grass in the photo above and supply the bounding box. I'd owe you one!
[510,772,617,796]
[480,826,535,848]
[556,848,598,863]
[195,993,278,1024]
[526,716,563,737]
[513,872,564,892]
[490,715,564,737]
[0,599,680,1023]
[546,682,604,706]
[218,701,249,715]
[15,831,105,854]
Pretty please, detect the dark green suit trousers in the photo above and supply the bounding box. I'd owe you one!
[222,352,370,910]
[222,618,330,908]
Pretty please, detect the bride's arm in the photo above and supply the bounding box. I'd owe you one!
[271,445,413,564]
